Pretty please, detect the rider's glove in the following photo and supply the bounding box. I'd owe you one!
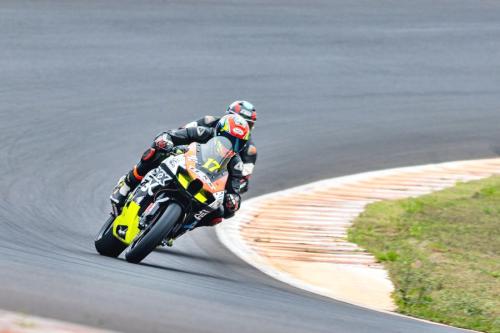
[154,133,174,152]
[224,193,241,214]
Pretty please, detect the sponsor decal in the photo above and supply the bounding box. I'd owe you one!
[233,127,244,136]
[209,191,225,209]
[234,161,244,171]
[196,127,206,136]
[189,167,214,188]
[233,116,246,126]
[165,155,185,172]
[241,110,252,117]
[194,209,211,220]
[141,168,171,195]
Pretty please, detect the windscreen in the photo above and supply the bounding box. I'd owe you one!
[198,136,235,174]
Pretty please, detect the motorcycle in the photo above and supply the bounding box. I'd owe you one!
[94,136,233,264]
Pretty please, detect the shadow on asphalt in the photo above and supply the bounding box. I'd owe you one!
[138,261,236,282]
[155,247,229,265]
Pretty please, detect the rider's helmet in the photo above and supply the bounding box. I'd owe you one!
[215,114,250,153]
[226,100,257,130]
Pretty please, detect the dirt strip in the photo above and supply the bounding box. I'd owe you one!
[217,158,500,312]
[0,310,116,333]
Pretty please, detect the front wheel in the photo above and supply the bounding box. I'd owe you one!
[95,215,128,257]
[125,202,183,264]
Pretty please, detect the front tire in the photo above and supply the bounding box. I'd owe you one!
[125,202,182,264]
[95,215,128,257]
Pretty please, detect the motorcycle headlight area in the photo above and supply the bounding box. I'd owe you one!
[176,170,213,204]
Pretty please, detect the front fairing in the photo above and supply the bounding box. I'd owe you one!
[163,137,232,210]
[112,200,141,244]
[112,166,176,245]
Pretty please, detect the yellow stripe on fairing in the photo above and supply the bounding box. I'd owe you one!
[112,201,141,244]
[178,172,190,189]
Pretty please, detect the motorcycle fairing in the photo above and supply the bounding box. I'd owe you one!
[112,167,173,245]
[112,201,141,244]
[184,141,229,196]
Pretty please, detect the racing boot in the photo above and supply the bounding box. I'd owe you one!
[110,175,131,214]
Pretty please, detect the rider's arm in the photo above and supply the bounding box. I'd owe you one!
[226,155,244,195]
[222,154,245,219]
[166,126,214,146]
[239,141,257,193]
[136,127,211,172]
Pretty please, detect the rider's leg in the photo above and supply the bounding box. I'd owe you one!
[111,133,173,208]
[110,147,162,208]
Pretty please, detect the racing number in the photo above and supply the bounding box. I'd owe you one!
[203,158,221,172]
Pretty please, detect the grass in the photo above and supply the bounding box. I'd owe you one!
[348,176,500,333]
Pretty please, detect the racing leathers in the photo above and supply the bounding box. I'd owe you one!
[184,116,257,193]
[111,126,243,233]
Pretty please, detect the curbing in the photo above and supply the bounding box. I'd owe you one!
[0,310,117,333]
[216,158,500,329]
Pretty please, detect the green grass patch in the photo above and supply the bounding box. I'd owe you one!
[348,176,500,333]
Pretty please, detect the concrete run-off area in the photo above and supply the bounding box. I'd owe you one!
[217,158,500,313]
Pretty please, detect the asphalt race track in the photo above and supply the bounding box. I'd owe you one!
[1,1,500,332]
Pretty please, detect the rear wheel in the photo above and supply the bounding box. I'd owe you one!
[125,202,182,264]
[95,215,128,257]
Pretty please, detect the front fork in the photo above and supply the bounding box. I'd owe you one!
[139,194,187,244]
[138,194,171,230]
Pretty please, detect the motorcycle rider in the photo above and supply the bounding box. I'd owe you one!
[184,100,257,193]
[110,114,250,245]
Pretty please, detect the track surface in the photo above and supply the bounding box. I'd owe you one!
[1,1,500,332]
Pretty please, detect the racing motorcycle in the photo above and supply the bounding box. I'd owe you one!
[94,136,233,264]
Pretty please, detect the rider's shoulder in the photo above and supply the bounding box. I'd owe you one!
[246,144,257,156]
[244,139,257,156]
[201,115,219,127]
[184,115,219,128]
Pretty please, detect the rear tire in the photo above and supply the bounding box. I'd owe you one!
[95,215,128,257]
[125,202,182,264]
